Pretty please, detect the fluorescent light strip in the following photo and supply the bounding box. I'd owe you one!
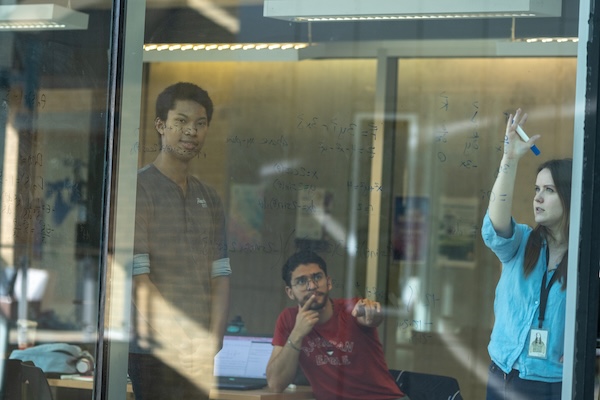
[143,38,576,52]
[524,37,578,43]
[296,13,536,21]
[0,22,66,29]
[143,43,309,52]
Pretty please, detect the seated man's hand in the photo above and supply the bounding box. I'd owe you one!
[293,294,320,339]
[352,298,383,326]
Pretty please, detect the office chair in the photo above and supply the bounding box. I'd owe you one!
[389,369,462,400]
[0,359,53,400]
[0,359,21,400]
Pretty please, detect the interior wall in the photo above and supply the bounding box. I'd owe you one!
[142,60,378,334]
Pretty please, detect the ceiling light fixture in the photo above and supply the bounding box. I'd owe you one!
[0,4,89,31]
[263,0,561,21]
[143,43,309,52]
[143,43,310,62]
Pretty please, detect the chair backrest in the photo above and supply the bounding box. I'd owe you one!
[20,361,54,400]
[389,369,462,400]
[0,360,53,400]
[0,359,22,400]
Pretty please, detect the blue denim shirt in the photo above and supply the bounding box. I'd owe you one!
[482,211,565,382]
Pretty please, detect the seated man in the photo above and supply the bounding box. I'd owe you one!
[266,251,408,400]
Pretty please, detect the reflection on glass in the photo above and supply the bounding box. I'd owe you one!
[0,0,589,399]
[133,54,578,399]
[0,4,113,397]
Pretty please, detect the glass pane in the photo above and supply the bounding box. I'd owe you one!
[108,1,586,399]
[0,0,115,399]
[387,57,575,399]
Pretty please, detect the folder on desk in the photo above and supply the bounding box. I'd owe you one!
[213,335,272,390]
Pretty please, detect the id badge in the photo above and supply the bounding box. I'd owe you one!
[528,328,548,359]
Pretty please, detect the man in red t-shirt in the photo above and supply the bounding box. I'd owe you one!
[266,251,408,400]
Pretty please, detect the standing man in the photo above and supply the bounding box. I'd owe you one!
[266,251,407,400]
[129,82,231,400]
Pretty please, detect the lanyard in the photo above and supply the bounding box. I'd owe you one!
[538,246,560,329]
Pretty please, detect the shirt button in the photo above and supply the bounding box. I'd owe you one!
[535,301,539,305]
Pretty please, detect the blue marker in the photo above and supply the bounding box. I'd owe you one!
[516,125,540,156]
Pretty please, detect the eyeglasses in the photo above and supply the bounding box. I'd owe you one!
[291,272,325,290]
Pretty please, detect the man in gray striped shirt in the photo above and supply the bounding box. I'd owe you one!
[129,82,231,400]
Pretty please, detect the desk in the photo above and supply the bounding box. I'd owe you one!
[209,386,314,400]
[47,378,133,392]
[48,377,314,400]
[47,377,134,400]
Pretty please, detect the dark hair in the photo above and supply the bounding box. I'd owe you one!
[282,251,328,287]
[155,82,214,125]
[523,158,572,289]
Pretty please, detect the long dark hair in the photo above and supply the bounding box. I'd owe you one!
[523,159,572,289]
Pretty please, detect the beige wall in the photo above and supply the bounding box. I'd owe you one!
[141,59,378,334]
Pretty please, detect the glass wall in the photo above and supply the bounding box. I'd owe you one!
[0,0,115,398]
[1,0,598,400]
[127,59,578,400]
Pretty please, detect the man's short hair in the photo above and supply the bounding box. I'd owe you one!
[282,251,328,286]
[155,82,214,125]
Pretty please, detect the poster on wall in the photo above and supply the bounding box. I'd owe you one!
[296,188,330,240]
[393,197,429,262]
[438,196,478,268]
[228,184,264,245]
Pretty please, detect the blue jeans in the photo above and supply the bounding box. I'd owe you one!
[486,362,561,400]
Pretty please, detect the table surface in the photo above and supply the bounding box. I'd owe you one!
[48,377,314,400]
[47,376,135,400]
[47,377,133,393]
[209,386,314,400]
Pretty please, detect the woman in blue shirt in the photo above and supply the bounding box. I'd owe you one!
[482,108,572,400]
